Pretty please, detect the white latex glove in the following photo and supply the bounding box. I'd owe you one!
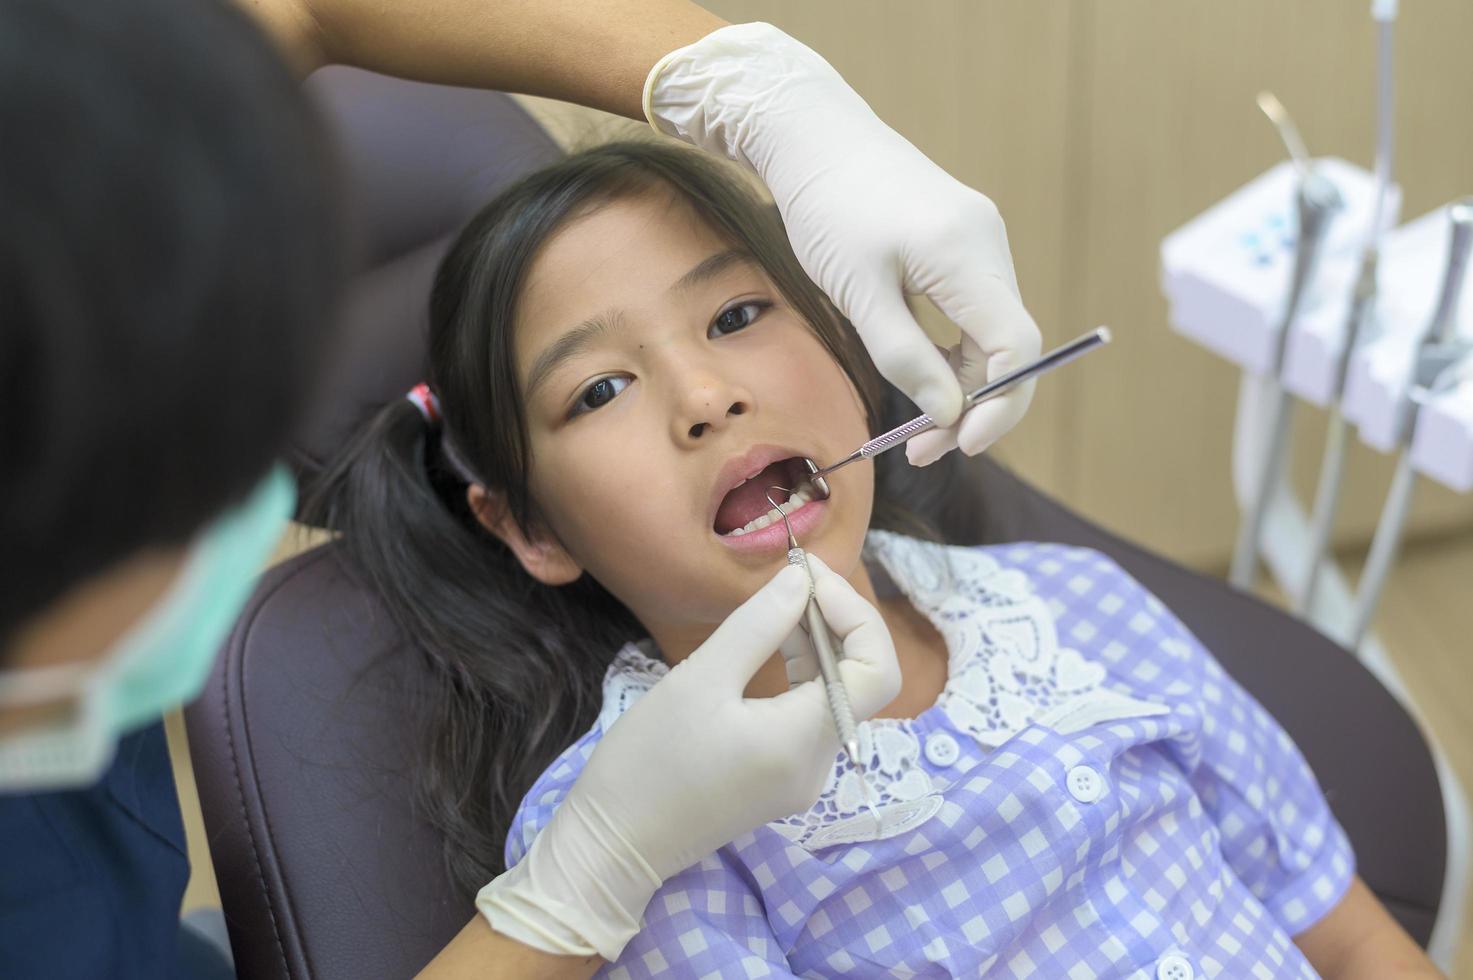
[476,559,900,961]
[644,22,1043,465]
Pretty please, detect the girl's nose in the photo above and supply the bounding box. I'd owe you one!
[672,368,753,444]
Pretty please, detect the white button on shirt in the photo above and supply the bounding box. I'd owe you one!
[1156,952,1195,980]
[924,731,960,767]
[1067,764,1104,803]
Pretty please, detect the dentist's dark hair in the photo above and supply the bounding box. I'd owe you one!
[308,140,942,895]
[1,0,345,654]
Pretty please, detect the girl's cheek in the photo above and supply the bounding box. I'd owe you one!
[546,448,649,537]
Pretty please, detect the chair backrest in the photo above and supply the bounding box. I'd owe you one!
[287,65,562,482]
[184,69,1446,979]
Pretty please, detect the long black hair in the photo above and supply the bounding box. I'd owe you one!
[308,140,942,895]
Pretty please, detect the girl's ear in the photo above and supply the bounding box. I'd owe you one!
[467,485,583,586]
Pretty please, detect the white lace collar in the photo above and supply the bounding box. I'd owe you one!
[596,531,1167,849]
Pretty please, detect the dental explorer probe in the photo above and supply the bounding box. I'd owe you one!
[1228,95,1345,590]
[801,327,1112,499]
[1297,2,1398,618]
[1347,200,1473,650]
[766,488,863,768]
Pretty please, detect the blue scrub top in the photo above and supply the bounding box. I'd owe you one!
[0,721,223,978]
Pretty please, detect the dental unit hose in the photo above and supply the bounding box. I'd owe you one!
[1297,0,1398,616]
[1228,121,1344,591]
[1295,254,1378,616]
[1348,202,1473,650]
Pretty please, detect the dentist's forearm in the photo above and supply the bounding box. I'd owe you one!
[237,0,727,118]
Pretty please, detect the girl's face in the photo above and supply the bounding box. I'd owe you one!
[484,190,874,649]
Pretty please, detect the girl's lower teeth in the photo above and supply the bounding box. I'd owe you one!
[726,492,811,537]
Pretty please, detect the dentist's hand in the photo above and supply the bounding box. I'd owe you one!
[476,561,900,962]
[645,22,1043,465]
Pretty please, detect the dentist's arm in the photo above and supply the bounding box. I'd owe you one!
[237,0,724,115]
[240,1,1043,462]
[417,561,900,977]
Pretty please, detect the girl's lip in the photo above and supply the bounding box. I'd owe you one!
[714,496,828,553]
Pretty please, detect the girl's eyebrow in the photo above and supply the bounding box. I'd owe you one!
[525,308,624,399]
[525,249,755,398]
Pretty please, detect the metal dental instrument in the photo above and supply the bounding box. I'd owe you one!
[1298,7,1398,618]
[1228,95,1345,590]
[766,487,863,767]
[801,327,1112,499]
[1347,199,1473,650]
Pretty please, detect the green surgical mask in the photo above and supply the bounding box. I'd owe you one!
[0,466,295,792]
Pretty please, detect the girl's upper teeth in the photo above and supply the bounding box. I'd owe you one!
[726,491,812,536]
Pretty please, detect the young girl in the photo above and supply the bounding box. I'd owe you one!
[314,141,1433,978]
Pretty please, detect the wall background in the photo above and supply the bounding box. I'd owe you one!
[524,0,1473,569]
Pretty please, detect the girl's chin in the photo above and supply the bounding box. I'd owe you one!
[713,497,829,555]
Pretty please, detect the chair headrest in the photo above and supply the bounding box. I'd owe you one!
[290,67,562,486]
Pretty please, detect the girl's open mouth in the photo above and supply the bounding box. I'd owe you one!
[713,455,821,539]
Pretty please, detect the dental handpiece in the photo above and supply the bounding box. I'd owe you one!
[1349,201,1473,650]
[1397,199,1473,430]
[1273,174,1346,370]
[803,327,1112,497]
[1425,199,1473,346]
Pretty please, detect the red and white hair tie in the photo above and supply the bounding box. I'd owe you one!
[405,382,441,425]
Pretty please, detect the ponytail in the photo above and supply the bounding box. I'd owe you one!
[304,398,642,894]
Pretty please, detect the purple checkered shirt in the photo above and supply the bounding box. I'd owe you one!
[506,532,1354,978]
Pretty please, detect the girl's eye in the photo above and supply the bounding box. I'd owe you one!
[573,375,630,415]
[709,300,772,338]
